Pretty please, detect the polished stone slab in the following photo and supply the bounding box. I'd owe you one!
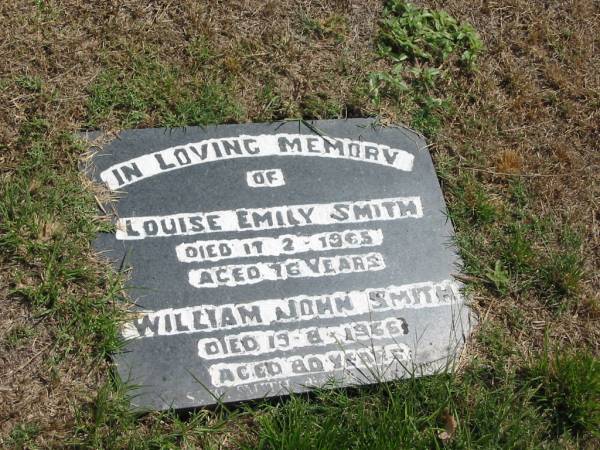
[86,119,473,410]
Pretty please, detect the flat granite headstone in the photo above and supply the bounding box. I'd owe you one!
[86,119,474,410]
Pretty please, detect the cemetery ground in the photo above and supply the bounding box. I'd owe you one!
[0,0,598,448]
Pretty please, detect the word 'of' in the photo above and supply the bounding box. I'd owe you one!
[116,196,423,240]
[122,279,462,339]
[101,134,415,189]
[246,169,285,187]
[187,252,385,288]
[209,343,411,387]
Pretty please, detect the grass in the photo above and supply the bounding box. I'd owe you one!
[378,1,483,67]
[1,0,598,448]
[300,13,348,43]
[86,53,243,129]
[1,130,122,357]
[443,173,586,309]
[526,349,600,439]
[6,423,41,449]
[65,337,597,449]
[70,375,232,449]
[369,0,483,135]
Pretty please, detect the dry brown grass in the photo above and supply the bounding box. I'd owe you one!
[1,0,598,447]
[0,294,107,444]
[425,0,599,347]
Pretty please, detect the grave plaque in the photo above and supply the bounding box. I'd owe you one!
[87,119,473,410]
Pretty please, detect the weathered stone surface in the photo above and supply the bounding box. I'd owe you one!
[86,119,473,410]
